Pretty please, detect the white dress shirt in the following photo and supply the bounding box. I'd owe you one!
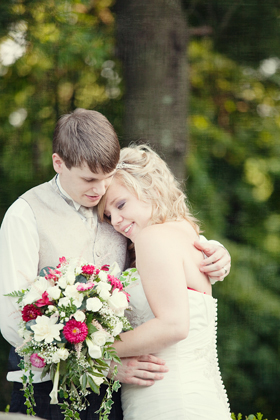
[0,176,94,382]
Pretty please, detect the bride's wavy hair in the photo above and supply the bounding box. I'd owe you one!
[99,144,200,234]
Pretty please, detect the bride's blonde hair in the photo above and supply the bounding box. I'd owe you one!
[99,144,200,233]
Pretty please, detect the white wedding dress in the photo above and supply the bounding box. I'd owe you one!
[122,276,231,420]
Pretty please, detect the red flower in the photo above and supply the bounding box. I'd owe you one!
[100,265,110,271]
[30,353,46,368]
[56,257,67,269]
[22,304,42,322]
[45,268,62,282]
[123,290,130,302]
[36,291,53,307]
[107,275,123,291]
[63,319,88,344]
[82,265,96,275]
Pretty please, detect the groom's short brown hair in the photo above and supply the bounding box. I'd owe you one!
[53,108,120,173]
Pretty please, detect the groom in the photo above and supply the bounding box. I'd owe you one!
[0,108,230,420]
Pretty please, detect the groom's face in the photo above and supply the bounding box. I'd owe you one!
[53,154,116,207]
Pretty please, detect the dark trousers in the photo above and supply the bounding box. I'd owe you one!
[10,381,123,420]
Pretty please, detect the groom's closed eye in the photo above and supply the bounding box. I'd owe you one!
[104,213,111,222]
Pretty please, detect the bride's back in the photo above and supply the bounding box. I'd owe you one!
[135,219,212,296]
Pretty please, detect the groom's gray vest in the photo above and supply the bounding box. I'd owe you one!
[21,177,128,273]
[8,177,128,372]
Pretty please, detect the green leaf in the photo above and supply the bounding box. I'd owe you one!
[87,375,100,394]
[25,319,37,331]
[75,274,87,284]
[39,266,55,277]
[87,323,98,334]
[4,290,25,298]
[81,373,87,389]
[112,380,121,392]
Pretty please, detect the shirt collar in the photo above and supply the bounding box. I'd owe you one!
[56,174,81,211]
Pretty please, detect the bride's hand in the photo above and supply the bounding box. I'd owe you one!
[194,239,231,282]
[108,355,169,386]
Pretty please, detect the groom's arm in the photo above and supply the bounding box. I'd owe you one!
[0,199,40,347]
[109,355,169,386]
[194,236,231,283]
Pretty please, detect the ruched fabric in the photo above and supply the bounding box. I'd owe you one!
[122,279,231,420]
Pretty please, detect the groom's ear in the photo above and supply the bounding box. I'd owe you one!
[52,153,64,173]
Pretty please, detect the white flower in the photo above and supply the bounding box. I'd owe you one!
[48,305,56,312]
[96,282,111,300]
[108,289,129,316]
[52,353,60,364]
[47,286,61,300]
[112,320,123,336]
[86,337,102,359]
[91,330,108,347]
[22,277,49,305]
[57,348,69,360]
[49,364,60,404]
[86,297,103,312]
[98,271,108,282]
[18,325,25,338]
[108,262,121,277]
[58,297,71,307]
[57,277,67,289]
[73,310,86,322]
[88,372,104,387]
[23,330,33,340]
[31,315,63,343]
[80,372,104,388]
[64,285,83,308]
[64,271,76,286]
[52,348,69,363]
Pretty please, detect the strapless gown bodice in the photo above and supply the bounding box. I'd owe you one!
[122,276,231,420]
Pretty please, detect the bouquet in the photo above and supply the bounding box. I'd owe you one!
[7,257,137,420]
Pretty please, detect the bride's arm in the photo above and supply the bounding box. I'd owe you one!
[113,225,191,358]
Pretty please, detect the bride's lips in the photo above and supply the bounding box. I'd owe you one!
[122,222,134,236]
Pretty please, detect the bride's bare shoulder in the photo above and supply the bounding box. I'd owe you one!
[135,221,197,250]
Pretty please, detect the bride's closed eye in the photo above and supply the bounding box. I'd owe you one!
[118,201,125,210]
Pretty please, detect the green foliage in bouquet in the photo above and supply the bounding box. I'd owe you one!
[231,412,279,420]
[6,258,135,420]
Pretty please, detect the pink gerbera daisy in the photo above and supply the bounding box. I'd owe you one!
[76,282,95,291]
[63,319,88,344]
[30,353,46,368]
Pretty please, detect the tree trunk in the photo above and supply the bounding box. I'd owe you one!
[114,0,188,181]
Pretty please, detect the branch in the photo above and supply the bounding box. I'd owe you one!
[189,25,213,37]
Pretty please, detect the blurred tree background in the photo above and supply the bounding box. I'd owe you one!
[0,0,280,418]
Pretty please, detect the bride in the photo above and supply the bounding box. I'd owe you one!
[99,144,231,420]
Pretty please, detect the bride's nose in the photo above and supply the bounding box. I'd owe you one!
[111,212,123,228]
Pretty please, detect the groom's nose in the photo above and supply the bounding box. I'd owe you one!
[93,180,107,196]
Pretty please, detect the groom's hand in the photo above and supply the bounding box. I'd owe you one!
[109,354,169,386]
[194,239,231,282]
